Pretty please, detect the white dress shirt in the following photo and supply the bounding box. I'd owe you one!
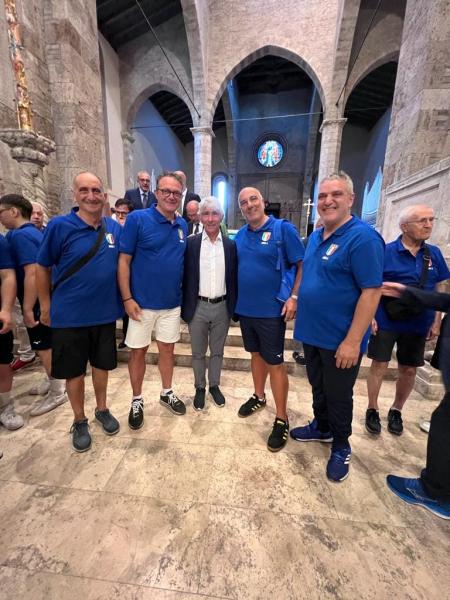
[199,231,226,298]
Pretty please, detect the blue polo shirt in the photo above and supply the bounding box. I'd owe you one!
[0,234,15,309]
[119,204,188,309]
[6,223,43,304]
[295,216,384,352]
[37,209,123,328]
[235,216,305,318]
[375,236,450,334]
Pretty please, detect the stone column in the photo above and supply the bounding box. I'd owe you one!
[317,118,347,184]
[121,130,135,190]
[0,129,56,217]
[191,126,215,199]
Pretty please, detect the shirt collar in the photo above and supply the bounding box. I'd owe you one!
[247,214,274,233]
[69,207,102,230]
[396,235,426,253]
[319,215,356,241]
[202,229,222,243]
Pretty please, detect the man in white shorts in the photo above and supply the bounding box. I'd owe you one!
[118,172,188,428]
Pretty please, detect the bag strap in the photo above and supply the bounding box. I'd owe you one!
[52,220,106,292]
[418,244,431,288]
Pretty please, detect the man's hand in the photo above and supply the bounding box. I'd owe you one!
[371,318,378,335]
[0,309,13,334]
[23,308,39,328]
[281,297,297,322]
[427,321,441,341]
[40,308,51,327]
[125,299,142,321]
[335,338,360,369]
[381,281,405,297]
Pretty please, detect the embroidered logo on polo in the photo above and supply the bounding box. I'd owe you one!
[261,232,271,244]
[105,233,115,248]
[322,243,339,260]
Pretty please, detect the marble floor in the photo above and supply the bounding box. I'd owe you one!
[1,362,449,600]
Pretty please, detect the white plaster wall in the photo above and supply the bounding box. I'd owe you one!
[99,33,125,199]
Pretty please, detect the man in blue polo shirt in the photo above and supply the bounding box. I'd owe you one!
[290,171,384,482]
[0,194,67,419]
[36,172,123,453]
[235,187,304,452]
[118,171,188,429]
[365,204,450,437]
[0,232,23,433]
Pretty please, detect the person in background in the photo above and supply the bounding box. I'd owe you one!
[114,198,134,349]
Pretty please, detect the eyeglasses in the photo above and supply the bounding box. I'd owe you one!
[115,210,129,217]
[405,217,436,225]
[157,188,182,200]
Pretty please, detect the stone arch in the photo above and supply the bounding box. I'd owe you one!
[344,51,400,105]
[206,45,326,124]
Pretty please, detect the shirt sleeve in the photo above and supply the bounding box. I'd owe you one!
[349,230,385,289]
[0,235,14,269]
[282,221,305,265]
[37,220,62,267]
[10,230,39,267]
[119,212,139,255]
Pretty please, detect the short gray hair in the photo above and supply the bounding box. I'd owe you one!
[398,204,433,226]
[320,170,354,195]
[199,196,224,219]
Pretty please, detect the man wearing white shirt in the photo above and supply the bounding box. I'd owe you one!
[181,197,237,410]
[186,200,203,235]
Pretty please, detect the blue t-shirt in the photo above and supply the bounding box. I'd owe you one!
[295,216,384,352]
[375,237,450,335]
[37,209,123,328]
[6,223,43,304]
[0,234,15,311]
[119,204,188,310]
[235,215,305,318]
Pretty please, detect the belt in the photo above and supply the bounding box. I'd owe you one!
[198,295,227,304]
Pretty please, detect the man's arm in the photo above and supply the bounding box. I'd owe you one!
[118,253,141,321]
[281,260,303,322]
[22,263,39,328]
[428,280,448,339]
[36,265,52,326]
[335,287,382,369]
[0,268,17,334]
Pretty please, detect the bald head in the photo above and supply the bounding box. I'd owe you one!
[31,202,45,230]
[238,186,267,229]
[238,187,263,203]
[186,199,200,223]
[72,171,103,191]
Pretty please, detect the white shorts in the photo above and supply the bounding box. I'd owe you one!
[125,307,181,348]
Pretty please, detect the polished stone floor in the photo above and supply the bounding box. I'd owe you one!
[1,362,449,600]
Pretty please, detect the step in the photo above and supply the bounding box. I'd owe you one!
[117,341,398,380]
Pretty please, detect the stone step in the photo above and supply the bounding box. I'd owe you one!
[117,340,398,380]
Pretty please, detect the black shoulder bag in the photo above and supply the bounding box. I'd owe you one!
[52,220,106,292]
[381,245,431,321]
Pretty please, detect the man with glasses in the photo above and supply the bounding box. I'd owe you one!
[366,204,450,436]
[124,171,157,210]
[119,172,188,428]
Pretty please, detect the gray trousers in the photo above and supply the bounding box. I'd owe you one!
[188,300,230,388]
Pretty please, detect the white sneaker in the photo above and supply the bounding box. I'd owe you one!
[29,392,68,417]
[419,420,430,434]
[29,377,51,396]
[0,404,24,430]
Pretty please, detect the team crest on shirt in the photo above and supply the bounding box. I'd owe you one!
[322,243,339,260]
[105,233,115,248]
[178,228,185,242]
[261,232,271,244]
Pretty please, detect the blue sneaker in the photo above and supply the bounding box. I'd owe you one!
[326,446,351,482]
[386,475,450,520]
[290,418,333,442]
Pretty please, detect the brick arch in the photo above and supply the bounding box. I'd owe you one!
[206,45,326,124]
[125,77,197,131]
[344,51,400,105]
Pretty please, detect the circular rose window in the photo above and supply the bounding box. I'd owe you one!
[257,139,284,168]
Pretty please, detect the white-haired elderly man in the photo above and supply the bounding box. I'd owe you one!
[181,197,237,410]
[366,204,450,437]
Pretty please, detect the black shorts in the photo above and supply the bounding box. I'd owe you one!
[367,329,427,367]
[26,323,52,351]
[239,316,286,365]
[51,322,117,379]
[0,331,14,365]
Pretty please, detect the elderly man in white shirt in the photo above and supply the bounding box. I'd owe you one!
[181,197,238,410]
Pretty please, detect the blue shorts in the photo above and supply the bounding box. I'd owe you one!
[239,316,286,365]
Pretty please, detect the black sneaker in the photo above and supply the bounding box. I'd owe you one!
[365,408,381,435]
[118,341,126,349]
[95,408,120,435]
[128,397,144,430]
[209,385,225,407]
[238,393,266,418]
[193,388,205,411]
[388,408,403,435]
[160,390,186,416]
[292,351,306,366]
[267,418,289,452]
[70,419,91,453]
